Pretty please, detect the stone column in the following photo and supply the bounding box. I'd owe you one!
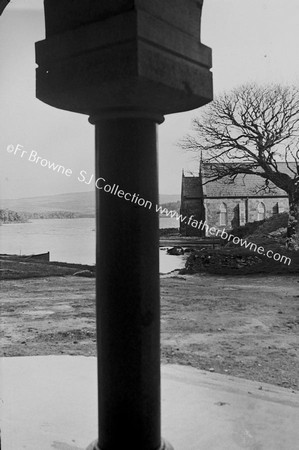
[35,2,212,449]
[0,0,10,16]
[89,114,166,449]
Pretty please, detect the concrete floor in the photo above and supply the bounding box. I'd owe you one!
[0,356,298,450]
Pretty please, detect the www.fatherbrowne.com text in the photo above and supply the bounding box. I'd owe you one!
[6,144,291,266]
[156,204,291,266]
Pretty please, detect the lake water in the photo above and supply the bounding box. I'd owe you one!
[0,217,185,274]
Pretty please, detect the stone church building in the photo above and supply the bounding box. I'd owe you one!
[180,162,291,236]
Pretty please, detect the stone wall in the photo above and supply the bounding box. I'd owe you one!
[247,198,289,223]
[203,197,289,236]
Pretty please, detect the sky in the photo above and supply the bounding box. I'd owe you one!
[1,0,299,199]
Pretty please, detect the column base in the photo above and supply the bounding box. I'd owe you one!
[86,438,174,449]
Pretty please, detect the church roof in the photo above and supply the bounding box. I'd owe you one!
[201,162,296,198]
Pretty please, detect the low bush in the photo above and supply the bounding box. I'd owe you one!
[180,246,298,275]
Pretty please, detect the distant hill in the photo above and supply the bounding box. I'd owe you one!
[0,192,95,216]
[159,194,181,204]
[0,191,180,217]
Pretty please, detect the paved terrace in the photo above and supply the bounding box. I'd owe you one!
[1,356,298,450]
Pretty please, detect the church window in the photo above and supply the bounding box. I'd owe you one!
[219,203,227,226]
[257,202,266,221]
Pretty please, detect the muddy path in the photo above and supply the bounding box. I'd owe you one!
[1,274,298,390]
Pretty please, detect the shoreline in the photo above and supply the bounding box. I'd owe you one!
[0,253,95,280]
[0,252,186,280]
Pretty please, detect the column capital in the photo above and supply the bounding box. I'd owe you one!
[36,0,212,117]
[89,109,165,125]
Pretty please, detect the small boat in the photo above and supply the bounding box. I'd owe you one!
[23,252,50,262]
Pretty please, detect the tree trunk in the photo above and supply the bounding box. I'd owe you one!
[287,188,299,251]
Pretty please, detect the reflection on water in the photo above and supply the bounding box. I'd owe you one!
[0,218,184,274]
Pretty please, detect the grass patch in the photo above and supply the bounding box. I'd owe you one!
[0,254,95,280]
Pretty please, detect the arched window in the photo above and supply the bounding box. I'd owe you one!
[219,203,227,226]
[257,202,266,221]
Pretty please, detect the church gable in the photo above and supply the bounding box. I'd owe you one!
[180,163,291,236]
[181,175,203,198]
[180,173,205,236]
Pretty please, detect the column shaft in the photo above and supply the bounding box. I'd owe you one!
[94,118,161,449]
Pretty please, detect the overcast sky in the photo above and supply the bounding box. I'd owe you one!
[1,0,299,199]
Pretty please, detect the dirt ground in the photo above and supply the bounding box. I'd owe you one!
[1,273,298,390]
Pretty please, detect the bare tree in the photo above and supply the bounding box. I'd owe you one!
[181,83,299,250]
